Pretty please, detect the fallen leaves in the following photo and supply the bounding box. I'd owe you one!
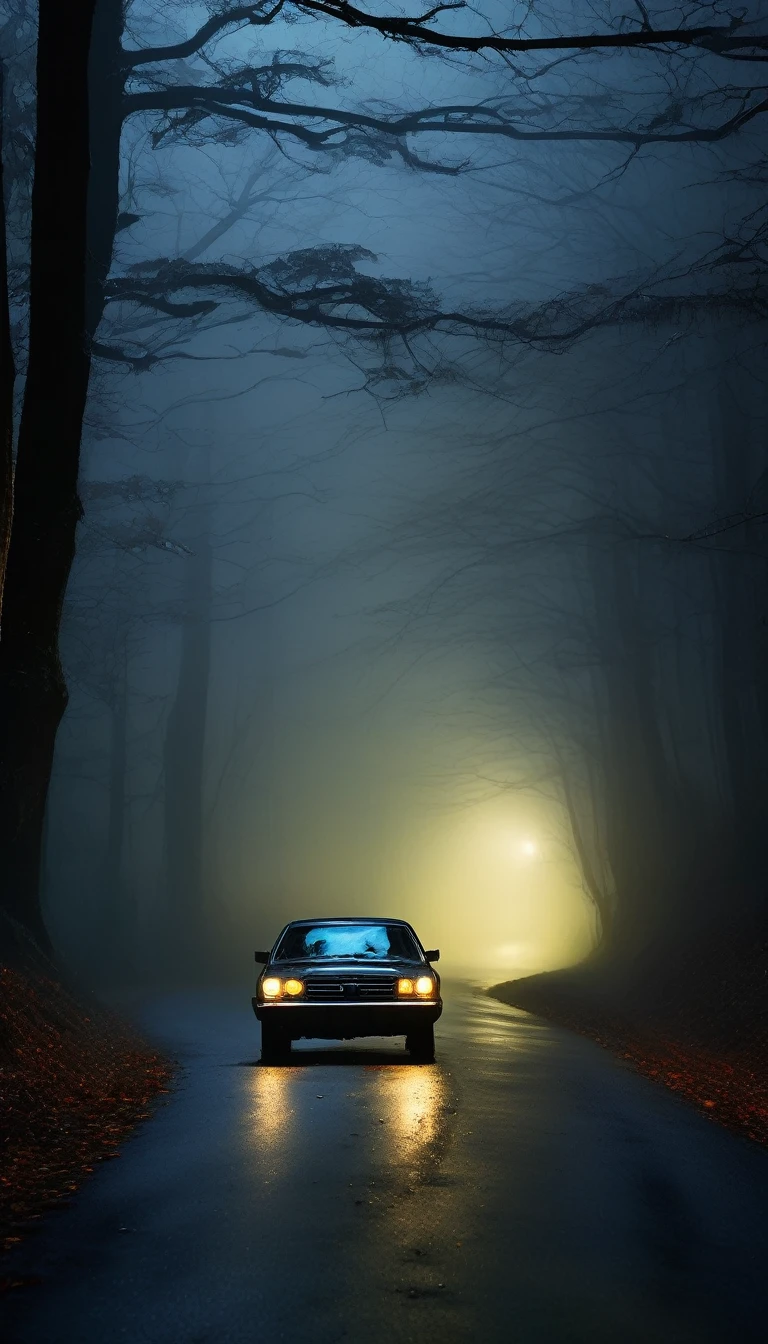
[492,984,768,1147]
[0,966,173,1266]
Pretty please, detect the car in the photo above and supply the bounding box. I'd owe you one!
[252,917,442,1063]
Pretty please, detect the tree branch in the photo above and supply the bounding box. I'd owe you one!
[104,290,218,318]
[124,85,768,150]
[681,510,768,544]
[121,3,287,68]
[119,0,768,71]
[102,250,768,357]
[91,340,159,371]
[294,2,768,57]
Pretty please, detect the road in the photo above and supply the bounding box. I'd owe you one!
[4,983,768,1343]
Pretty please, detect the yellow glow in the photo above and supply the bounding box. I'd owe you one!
[373,1065,449,1169]
[283,978,304,996]
[385,797,596,974]
[262,977,283,998]
[397,978,414,995]
[248,1066,294,1154]
[245,774,596,978]
[415,976,434,996]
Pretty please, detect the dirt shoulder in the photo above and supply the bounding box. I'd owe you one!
[0,966,173,1285]
[488,975,768,1147]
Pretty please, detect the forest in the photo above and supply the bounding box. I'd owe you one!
[1,0,768,1247]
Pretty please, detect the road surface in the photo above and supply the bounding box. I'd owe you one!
[4,983,768,1343]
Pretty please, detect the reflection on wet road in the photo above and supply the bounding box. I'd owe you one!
[4,985,768,1343]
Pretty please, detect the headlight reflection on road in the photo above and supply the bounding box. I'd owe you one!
[374,1065,450,1170]
[249,1064,295,1150]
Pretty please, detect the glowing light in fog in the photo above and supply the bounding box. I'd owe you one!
[520,839,538,858]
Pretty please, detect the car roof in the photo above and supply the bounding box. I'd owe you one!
[282,917,414,928]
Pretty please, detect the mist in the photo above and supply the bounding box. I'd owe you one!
[5,6,768,1336]
[3,0,766,1004]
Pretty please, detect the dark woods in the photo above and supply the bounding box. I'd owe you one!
[0,1,766,1061]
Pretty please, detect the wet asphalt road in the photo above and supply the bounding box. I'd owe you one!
[4,983,768,1344]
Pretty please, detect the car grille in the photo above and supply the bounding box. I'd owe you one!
[303,975,398,1002]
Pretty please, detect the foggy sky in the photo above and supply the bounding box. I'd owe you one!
[36,1,766,982]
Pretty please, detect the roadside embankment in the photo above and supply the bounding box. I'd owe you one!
[489,952,768,1147]
[0,965,173,1283]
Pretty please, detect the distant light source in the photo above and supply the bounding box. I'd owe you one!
[520,839,538,858]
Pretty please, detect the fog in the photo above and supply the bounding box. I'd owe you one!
[4,0,764,998]
[48,330,596,981]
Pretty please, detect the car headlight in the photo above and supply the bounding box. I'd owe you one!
[284,978,304,996]
[415,976,435,996]
[261,977,283,999]
[397,978,414,995]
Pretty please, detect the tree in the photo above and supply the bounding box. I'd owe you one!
[161,450,214,963]
[0,0,99,956]
[58,469,193,972]
[0,60,15,616]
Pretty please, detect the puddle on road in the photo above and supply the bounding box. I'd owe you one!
[368,1064,453,1182]
[248,1064,298,1154]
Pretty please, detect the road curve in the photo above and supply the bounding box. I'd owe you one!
[4,983,767,1343]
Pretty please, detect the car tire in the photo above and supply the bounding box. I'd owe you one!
[261,1020,291,1063]
[406,1025,435,1063]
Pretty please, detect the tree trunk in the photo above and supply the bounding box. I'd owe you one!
[589,542,676,965]
[560,757,614,947]
[0,61,15,621]
[101,644,132,973]
[86,0,125,339]
[0,1,99,958]
[162,501,213,964]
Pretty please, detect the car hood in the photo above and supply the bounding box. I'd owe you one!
[265,958,427,977]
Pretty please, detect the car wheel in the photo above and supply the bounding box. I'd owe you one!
[406,1025,435,1063]
[261,1020,291,1063]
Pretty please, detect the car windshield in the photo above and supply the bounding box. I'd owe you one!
[274,923,421,961]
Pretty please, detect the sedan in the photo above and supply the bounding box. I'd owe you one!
[252,917,442,1062]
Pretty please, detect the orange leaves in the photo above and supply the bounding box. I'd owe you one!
[0,966,173,1259]
[0,1275,42,1293]
[612,1028,763,1140]
[499,980,768,1149]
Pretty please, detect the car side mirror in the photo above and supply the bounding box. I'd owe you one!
[424,949,440,962]
[254,950,270,964]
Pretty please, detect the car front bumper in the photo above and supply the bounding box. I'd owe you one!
[251,997,442,1040]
